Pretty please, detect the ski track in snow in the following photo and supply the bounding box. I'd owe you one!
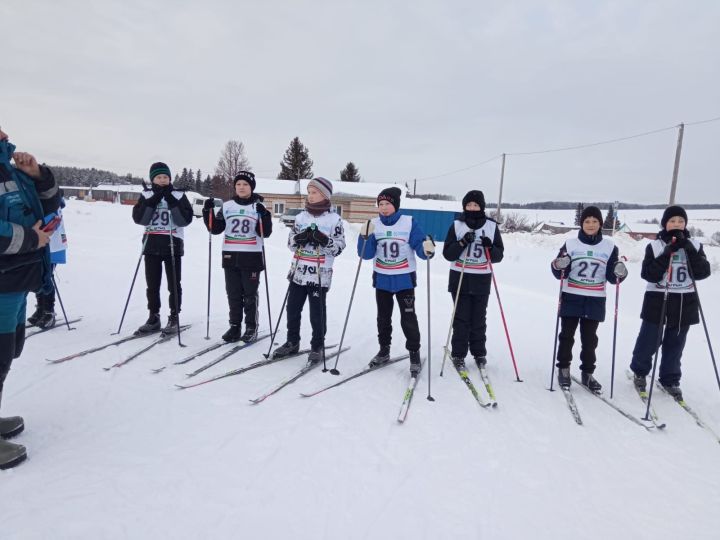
[1,201,719,539]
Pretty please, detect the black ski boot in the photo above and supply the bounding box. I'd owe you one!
[307,346,324,366]
[136,312,161,335]
[409,350,421,377]
[222,324,242,343]
[26,304,43,327]
[452,356,466,370]
[35,310,56,330]
[474,356,487,369]
[662,383,683,402]
[0,439,26,470]
[581,372,602,394]
[272,341,300,359]
[368,345,391,368]
[163,312,179,335]
[240,325,258,343]
[557,367,571,389]
[632,373,647,393]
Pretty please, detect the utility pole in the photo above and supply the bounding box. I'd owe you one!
[496,153,506,222]
[669,123,685,205]
[413,178,417,196]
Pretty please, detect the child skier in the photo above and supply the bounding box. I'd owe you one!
[550,206,626,391]
[273,177,345,363]
[441,190,503,371]
[629,206,711,400]
[202,171,272,343]
[132,162,193,334]
[358,186,435,376]
[28,192,67,329]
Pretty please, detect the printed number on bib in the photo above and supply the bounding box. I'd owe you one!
[381,241,400,259]
[151,210,170,227]
[576,261,600,279]
[230,218,252,235]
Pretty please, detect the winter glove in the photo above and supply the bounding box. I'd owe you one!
[311,228,330,247]
[146,190,163,206]
[552,255,571,270]
[293,228,312,246]
[422,237,435,258]
[163,189,178,207]
[203,197,215,211]
[613,261,628,279]
[480,236,493,248]
[359,220,375,239]
[460,231,475,247]
[662,234,684,256]
[255,202,268,217]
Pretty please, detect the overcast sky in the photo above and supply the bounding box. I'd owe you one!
[3,0,719,203]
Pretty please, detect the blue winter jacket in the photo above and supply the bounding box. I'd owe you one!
[0,140,60,293]
[550,229,622,322]
[356,211,428,293]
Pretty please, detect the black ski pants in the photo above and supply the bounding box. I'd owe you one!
[224,267,260,329]
[630,320,689,387]
[376,288,421,352]
[450,293,489,359]
[286,281,327,349]
[556,316,600,373]
[0,326,25,397]
[144,254,182,314]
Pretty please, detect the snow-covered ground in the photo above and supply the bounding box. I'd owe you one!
[2,200,719,539]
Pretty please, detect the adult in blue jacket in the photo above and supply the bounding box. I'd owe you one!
[0,125,60,469]
[356,187,434,376]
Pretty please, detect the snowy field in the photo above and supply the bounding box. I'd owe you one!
[2,200,720,540]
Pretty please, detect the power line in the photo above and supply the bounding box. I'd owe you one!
[506,124,678,156]
[411,114,720,181]
[414,154,501,181]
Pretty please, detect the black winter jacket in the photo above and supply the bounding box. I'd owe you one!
[442,213,504,296]
[202,194,272,271]
[132,184,193,257]
[639,229,711,328]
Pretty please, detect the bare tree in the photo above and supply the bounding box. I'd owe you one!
[214,140,252,183]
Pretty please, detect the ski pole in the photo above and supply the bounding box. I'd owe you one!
[313,227,328,372]
[330,226,369,375]
[426,235,436,401]
[205,204,213,340]
[167,212,186,348]
[113,235,148,335]
[51,273,76,331]
[484,240,522,382]
[644,241,676,420]
[441,243,471,376]
[685,246,720,391]
[548,255,566,391]
[609,255,626,399]
[258,215,273,340]
[263,247,302,359]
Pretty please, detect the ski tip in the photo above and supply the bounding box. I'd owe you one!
[491,402,499,408]
[174,384,187,390]
[299,393,311,398]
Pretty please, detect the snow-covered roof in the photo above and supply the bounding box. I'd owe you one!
[93,184,145,193]
[401,197,461,212]
[254,177,408,199]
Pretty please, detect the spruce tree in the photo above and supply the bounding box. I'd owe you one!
[603,205,618,230]
[340,162,361,182]
[277,137,314,180]
[574,203,585,226]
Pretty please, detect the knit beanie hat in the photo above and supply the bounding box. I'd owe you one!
[377,187,402,211]
[234,171,256,192]
[308,177,333,200]
[149,162,172,182]
[661,205,688,228]
[462,190,486,211]
[580,205,603,224]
